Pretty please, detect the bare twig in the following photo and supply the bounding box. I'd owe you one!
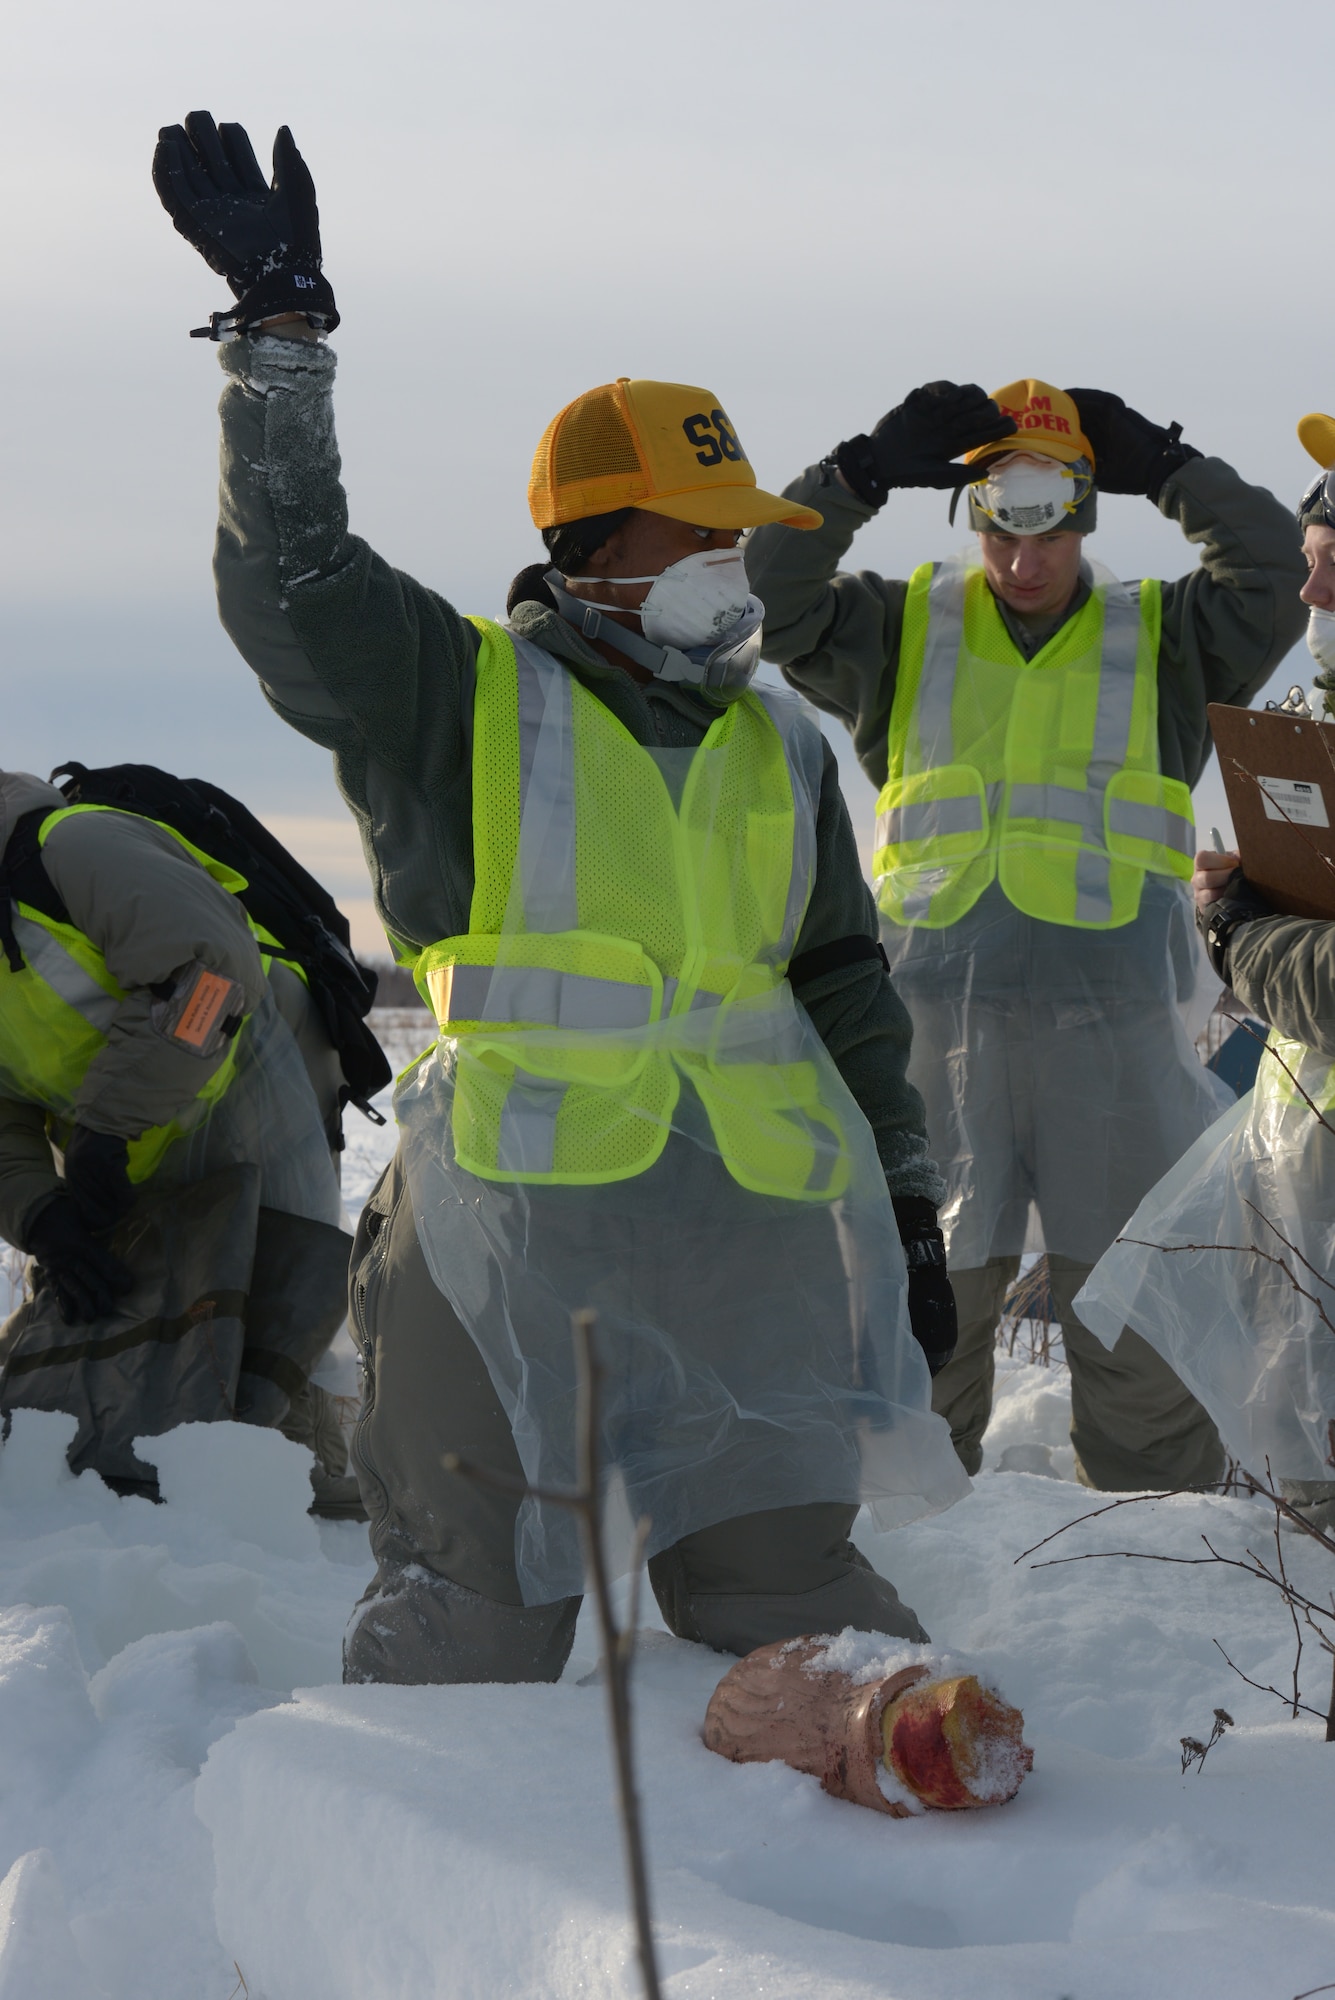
[227,1965,250,2000]
[1013,1486,1218,1566]
[1244,1201,1335,1301]
[1212,1638,1328,1725]
[1293,1982,1335,2000]
[447,1311,663,2000]
[1018,1457,1335,1739]
[1116,1237,1335,1351]
[1272,1495,1306,1718]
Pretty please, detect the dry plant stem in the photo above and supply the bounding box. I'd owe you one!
[569,1310,663,2000]
[1210,1638,1329,1727]
[1013,1487,1223,1567]
[1271,1499,1306,1718]
[1017,1471,1335,1735]
[1295,1983,1335,2000]
[445,1313,663,2000]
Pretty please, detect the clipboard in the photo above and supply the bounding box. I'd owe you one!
[1208,701,1335,919]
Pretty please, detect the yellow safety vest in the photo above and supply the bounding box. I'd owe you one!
[1255,1034,1335,1117]
[0,805,260,1183]
[875,557,1195,930]
[414,618,849,1198]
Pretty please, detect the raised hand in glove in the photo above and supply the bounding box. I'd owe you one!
[1064,389,1200,502]
[153,111,338,340]
[834,383,1016,508]
[62,1126,134,1235]
[24,1193,134,1326]
[893,1195,958,1377]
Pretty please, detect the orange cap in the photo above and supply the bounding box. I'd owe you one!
[529,378,822,532]
[965,379,1095,470]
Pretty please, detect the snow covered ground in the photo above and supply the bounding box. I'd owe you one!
[1,1011,1331,2000]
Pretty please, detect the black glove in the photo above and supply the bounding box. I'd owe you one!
[833,382,1016,508]
[1063,389,1201,502]
[153,111,339,340]
[62,1126,135,1235]
[1196,869,1277,981]
[24,1194,134,1326]
[893,1195,958,1377]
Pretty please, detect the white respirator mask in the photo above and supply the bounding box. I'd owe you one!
[591,546,753,649]
[547,543,764,694]
[970,452,1090,536]
[1306,607,1335,674]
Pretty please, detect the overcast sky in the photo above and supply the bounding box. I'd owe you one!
[1,0,1326,955]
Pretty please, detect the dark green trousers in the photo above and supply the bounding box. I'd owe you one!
[931,1255,1224,1490]
[343,1150,926,1684]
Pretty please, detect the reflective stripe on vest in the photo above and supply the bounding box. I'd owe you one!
[874,555,1192,930]
[10,913,119,1032]
[0,807,255,1182]
[415,617,846,1196]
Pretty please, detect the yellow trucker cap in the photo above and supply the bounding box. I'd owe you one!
[964,380,1095,471]
[1298,413,1335,469]
[529,378,822,532]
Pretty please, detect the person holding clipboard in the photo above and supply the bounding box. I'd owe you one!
[1076,425,1335,1525]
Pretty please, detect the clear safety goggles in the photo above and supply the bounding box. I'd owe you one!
[1298,467,1335,532]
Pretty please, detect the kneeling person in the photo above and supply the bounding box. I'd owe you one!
[154,111,969,1685]
[0,769,355,1506]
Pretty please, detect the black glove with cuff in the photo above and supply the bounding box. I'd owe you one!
[153,111,338,341]
[893,1194,958,1377]
[24,1193,134,1326]
[62,1126,135,1235]
[833,382,1016,508]
[1196,869,1277,982]
[1063,388,1201,502]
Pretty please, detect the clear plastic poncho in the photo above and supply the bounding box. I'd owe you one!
[399,670,967,1606]
[882,877,1232,1270]
[112,986,342,1229]
[1075,1036,1335,1481]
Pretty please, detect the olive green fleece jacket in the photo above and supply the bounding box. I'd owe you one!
[211,334,941,1201]
[0,771,268,1249]
[1227,915,1335,1059]
[744,457,1308,791]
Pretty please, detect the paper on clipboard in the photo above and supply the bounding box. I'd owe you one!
[1208,702,1335,919]
[1257,775,1330,828]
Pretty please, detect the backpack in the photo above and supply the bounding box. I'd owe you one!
[0,762,392,1132]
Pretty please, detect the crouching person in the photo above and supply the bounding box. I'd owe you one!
[1074,421,1335,1524]
[154,112,969,1686]
[0,768,357,1509]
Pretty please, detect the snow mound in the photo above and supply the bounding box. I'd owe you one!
[191,1477,1335,2000]
[0,1848,94,2000]
[0,1073,1333,1997]
[0,1409,373,1997]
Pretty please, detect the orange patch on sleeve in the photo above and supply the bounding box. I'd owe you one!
[173,968,234,1050]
